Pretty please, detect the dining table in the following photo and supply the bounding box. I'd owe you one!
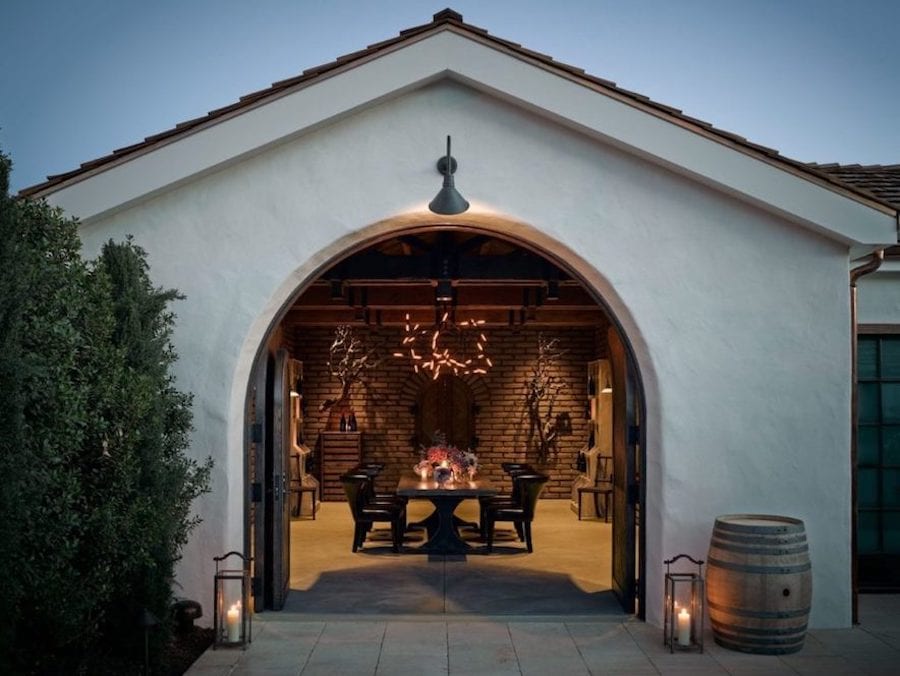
[396,473,498,555]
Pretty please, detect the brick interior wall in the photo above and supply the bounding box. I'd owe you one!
[289,323,608,499]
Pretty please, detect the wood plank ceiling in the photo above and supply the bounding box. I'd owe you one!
[284,232,606,328]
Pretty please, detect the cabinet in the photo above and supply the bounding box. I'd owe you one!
[571,359,614,518]
[319,431,362,501]
[289,359,318,517]
[587,359,613,463]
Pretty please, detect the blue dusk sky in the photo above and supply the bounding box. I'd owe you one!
[1,0,898,194]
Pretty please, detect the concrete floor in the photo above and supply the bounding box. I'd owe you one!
[284,499,618,616]
[187,500,900,674]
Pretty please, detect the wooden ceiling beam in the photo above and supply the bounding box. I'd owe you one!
[293,283,596,308]
[282,307,606,327]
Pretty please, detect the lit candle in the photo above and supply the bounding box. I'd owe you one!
[226,602,241,643]
[677,607,691,645]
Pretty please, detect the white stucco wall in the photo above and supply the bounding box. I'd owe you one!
[858,269,900,325]
[76,80,855,627]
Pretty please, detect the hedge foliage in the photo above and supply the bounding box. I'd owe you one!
[0,152,211,673]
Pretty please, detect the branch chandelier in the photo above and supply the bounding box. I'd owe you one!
[394,312,492,379]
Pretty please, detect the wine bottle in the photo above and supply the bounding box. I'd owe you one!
[339,414,347,432]
[348,412,358,431]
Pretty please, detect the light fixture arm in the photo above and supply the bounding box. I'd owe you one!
[436,136,458,176]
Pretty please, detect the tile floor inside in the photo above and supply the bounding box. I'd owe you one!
[285,498,617,616]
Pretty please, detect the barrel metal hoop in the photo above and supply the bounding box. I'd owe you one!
[711,626,806,645]
[708,556,811,575]
[714,518,804,535]
[706,599,811,619]
[710,540,809,557]
[713,636,804,655]
[710,621,808,637]
[711,532,808,546]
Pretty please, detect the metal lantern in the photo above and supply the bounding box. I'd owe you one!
[664,554,705,653]
[213,551,252,649]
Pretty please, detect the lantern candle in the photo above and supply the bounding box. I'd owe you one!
[677,607,691,645]
[226,603,241,643]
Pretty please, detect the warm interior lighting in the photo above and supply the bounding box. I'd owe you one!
[394,312,491,378]
[601,376,612,394]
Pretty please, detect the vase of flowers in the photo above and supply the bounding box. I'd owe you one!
[421,433,478,483]
[434,464,453,484]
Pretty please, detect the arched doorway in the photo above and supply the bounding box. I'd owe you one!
[241,221,647,618]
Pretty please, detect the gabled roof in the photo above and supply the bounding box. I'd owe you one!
[810,164,900,211]
[18,8,898,216]
[810,164,900,259]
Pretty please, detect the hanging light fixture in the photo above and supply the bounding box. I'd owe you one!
[435,255,454,303]
[329,279,343,301]
[393,312,492,379]
[428,135,469,215]
[546,279,560,301]
[435,279,454,303]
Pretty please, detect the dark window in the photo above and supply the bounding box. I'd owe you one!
[858,335,900,589]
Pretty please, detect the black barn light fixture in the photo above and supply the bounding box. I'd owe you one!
[428,135,469,215]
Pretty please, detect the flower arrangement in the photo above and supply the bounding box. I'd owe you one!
[419,433,478,480]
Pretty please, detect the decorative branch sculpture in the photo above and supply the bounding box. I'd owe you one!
[525,334,568,462]
[319,325,379,412]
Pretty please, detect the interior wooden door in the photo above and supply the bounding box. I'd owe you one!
[608,326,637,613]
[418,374,474,449]
[250,351,268,613]
[265,349,292,609]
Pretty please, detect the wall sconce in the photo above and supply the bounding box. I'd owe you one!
[428,135,469,215]
[664,554,705,653]
[213,551,252,649]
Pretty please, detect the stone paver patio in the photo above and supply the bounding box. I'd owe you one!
[187,595,900,675]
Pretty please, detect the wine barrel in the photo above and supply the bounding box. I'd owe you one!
[706,514,812,655]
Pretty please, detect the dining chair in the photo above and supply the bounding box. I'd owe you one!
[479,466,533,538]
[484,473,549,553]
[500,462,533,474]
[346,466,407,507]
[340,474,406,552]
[576,456,613,521]
[289,453,317,519]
